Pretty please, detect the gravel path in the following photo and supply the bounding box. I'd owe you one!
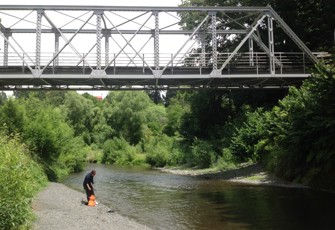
[32,182,152,230]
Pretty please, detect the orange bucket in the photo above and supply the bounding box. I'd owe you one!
[88,195,96,207]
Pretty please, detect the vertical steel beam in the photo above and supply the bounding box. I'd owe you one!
[95,11,103,70]
[36,10,43,68]
[105,35,109,67]
[54,33,60,67]
[3,34,9,66]
[201,31,206,67]
[249,38,254,66]
[267,15,275,75]
[209,12,217,70]
[153,11,159,70]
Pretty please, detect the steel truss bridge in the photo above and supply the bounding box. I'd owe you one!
[0,5,324,91]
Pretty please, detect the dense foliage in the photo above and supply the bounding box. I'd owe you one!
[0,133,47,229]
[0,1,334,228]
[265,64,335,187]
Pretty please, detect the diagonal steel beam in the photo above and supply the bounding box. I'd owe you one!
[218,14,267,72]
[103,12,153,72]
[41,12,95,74]
[126,35,153,66]
[110,11,151,30]
[160,15,209,75]
[57,11,93,29]
[109,35,137,66]
[223,12,282,66]
[9,10,34,28]
[268,7,318,63]
[0,31,35,73]
[176,39,198,66]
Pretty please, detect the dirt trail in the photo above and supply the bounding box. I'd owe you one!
[32,182,152,230]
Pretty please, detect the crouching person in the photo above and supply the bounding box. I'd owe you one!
[83,170,96,204]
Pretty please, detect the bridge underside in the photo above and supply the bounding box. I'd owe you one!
[0,66,308,90]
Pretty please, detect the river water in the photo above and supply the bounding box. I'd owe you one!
[62,164,335,230]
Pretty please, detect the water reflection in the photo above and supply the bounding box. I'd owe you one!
[63,164,335,230]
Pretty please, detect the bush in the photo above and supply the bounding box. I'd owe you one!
[102,137,138,165]
[264,64,335,187]
[145,135,183,167]
[214,148,237,170]
[229,108,269,162]
[0,133,47,229]
[190,138,216,168]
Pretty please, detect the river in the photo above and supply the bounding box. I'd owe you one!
[62,164,335,230]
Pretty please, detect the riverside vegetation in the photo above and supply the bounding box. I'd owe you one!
[1,63,334,229]
[1,0,335,229]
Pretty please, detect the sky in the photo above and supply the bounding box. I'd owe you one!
[1,0,182,7]
[0,0,184,97]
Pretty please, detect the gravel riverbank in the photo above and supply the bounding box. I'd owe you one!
[161,163,308,188]
[32,182,152,230]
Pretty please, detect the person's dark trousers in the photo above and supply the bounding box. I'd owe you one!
[84,187,94,202]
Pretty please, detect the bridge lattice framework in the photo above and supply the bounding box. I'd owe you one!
[0,5,321,90]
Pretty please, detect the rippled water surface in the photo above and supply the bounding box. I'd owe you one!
[63,164,335,230]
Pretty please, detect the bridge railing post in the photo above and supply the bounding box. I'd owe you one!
[113,53,116,75]
[303,52,306,74]
[82,53,85,74]
[256,52,259,75]
[22,53,25,73]
[171,53,174,75]
[279,52,283,74]
[143,54,145,74]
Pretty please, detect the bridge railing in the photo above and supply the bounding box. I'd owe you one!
[0,51,325,75]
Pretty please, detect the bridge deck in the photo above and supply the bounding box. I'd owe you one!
[0,65,310,90]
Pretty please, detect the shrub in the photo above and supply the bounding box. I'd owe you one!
[145,135,183,167]
[190,138,216,168]
[102,137,138,165]
[0,133,47,229]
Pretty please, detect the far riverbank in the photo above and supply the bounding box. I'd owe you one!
[159,163,308,188]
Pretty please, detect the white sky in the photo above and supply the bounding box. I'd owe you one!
[0,0,182,7]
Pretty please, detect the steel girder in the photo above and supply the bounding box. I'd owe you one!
[0,5,320,90]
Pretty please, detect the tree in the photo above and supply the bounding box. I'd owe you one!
[179,0,335,51]
[61,92,95,140]
[104,91,153,145]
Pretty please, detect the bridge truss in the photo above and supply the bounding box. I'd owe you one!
[0,5,322,90]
